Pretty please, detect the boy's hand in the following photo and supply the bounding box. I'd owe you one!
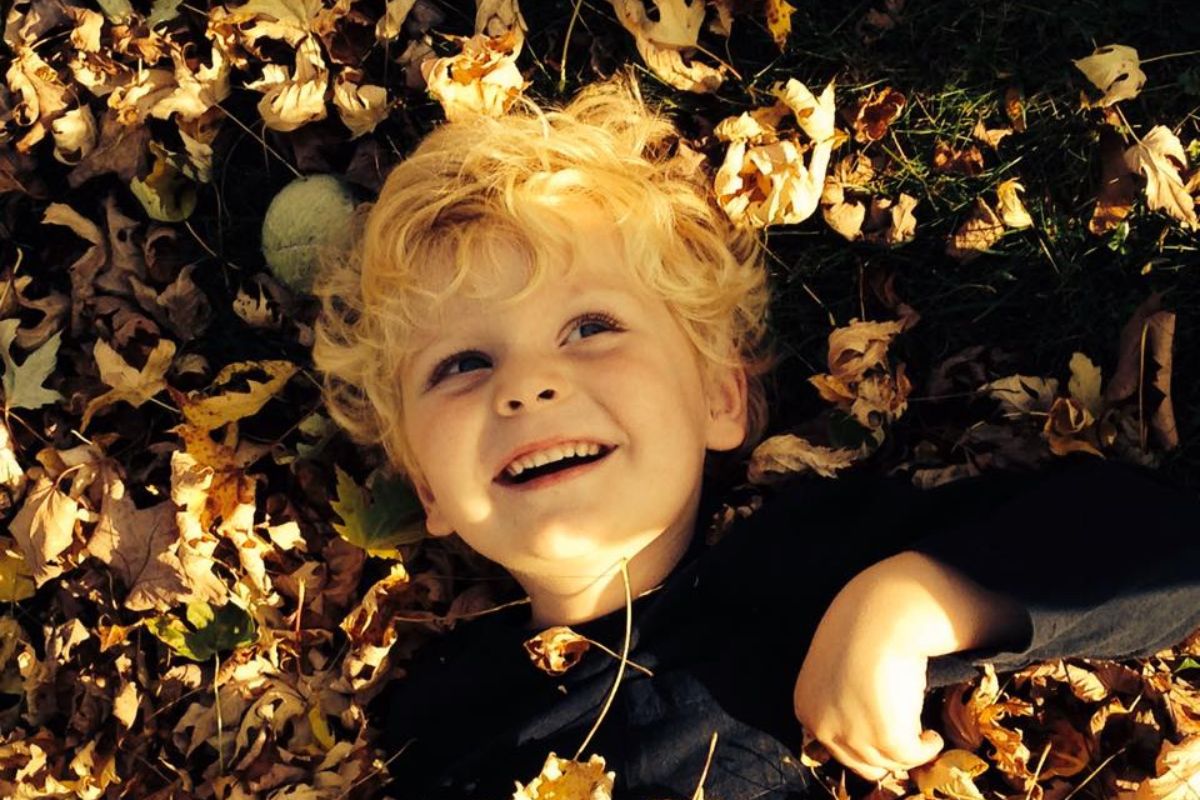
[793,552,1028,780]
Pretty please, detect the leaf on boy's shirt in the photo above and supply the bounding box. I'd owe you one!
[524,626,592,676]
[1123,126,1199,231]
[1090,127,1138,235]
[513,752,615,800]
[1073,44,1145,108]
[420,30,529,122]
[747,434,863,482]
[911,749,988,800]
[1132,735,1200,800]
[330,467,425,558]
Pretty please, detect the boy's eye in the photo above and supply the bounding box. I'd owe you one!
[565,312,623,343]
[428,351,491,386]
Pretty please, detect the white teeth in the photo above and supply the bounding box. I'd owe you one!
[504,442,605,478]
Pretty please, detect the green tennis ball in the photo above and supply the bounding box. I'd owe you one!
[261,174,356,294]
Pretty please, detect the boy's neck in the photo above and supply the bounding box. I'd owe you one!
[516,507,700,629]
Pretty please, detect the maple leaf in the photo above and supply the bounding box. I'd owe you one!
[1134,735,1200,800]
[1073,44,1145,108]
[86,478,189,612]
[0,320,63,411]
[246,34,330,132]
[82,337,176,430]
[609,0,725,92]
[148,600,257,661]
[333,68,390,139]
[1123,126,1199,230]
[984,375,1058,416]
[330,467,425,558]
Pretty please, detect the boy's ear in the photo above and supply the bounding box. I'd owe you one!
[412,475,455,537]
[703,362,748,452]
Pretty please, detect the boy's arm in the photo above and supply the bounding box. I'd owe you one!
[793,551,1028,780]
[795,458,1200,781]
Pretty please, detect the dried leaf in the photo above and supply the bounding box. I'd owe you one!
[173,360,297,432]
[333,68,389,139]
[525,627,592,676]
[765,0,796,49]
[1123,126,1198,230]
[246,34,329,132]
[9,477,79,586]
[912,749,988,800]
[0,541,36,602]
[984,375,1058,415]
[848,87,906,143]
[1133,735,1200,800]
[933,141,985,175]
[945,198,1005,262]
[1043,396,1103,457]
[1068,352,1103,416]
[82,338,176,430]
[0,320,63,411]
[996,179,1033,228]
[1004,86,1027,132]
[1074,44,1145,108]
[748,434,864,482]
[971,119,1012,151]
[420,30,530,120]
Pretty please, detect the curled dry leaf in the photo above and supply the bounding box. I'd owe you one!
[50,105,97,165]
[246,34,330,132]
[1073,44,1145,108]
[1043,397,1103,457]
[995,179,1033,228]
[1068,352,1103,417]
[747,434,864,482]
[82,337,176,430]
[714,79,836,228]
[420,30,528,122]
[524,626,592,676]
[847,86,906,143]
[1004,86,1027,133]
[1090,127,1137,235]
[1133,735,1200,800]
[6,45,74,153]
[513,753,615,800]
[984,375,1058,416]
[1123,125,1198,230]
[333,68,390,139]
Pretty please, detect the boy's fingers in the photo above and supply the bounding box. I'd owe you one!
[828,739,909,782]
[880,730,944,769]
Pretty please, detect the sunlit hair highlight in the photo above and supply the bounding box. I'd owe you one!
[313,74,775,481]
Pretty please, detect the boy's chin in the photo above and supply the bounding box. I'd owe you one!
[505,526,663,574]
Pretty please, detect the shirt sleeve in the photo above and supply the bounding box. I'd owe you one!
[905,458,1200,687]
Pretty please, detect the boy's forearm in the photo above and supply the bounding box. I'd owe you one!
[836,551,1031,658]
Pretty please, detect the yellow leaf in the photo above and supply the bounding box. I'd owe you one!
[945,198,1005,262]
[1134,735,1200,800]
[1073,44,1145,108]
[420,31,530,121]
[524,627,592,676]
[0,543,36,602]
[747,434,864,482]
[912,749,988,800]
[765,0,796,50]
[175,360,297,432]
[513,753,615,800]
[309,704,335,750]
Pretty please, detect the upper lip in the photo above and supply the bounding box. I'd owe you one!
[495,437,615,481]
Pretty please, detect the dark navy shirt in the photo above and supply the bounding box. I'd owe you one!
[377,459,1200,799]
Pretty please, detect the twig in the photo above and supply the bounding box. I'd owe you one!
[573,558,631,761]
[214,102,303,180]
[691,732,719,800]
[558,0,586,94]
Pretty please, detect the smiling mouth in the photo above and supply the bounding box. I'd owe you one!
[496,445,616,487]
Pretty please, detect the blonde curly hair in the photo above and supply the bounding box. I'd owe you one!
[313,73,774,482]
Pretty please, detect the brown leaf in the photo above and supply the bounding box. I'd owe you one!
[67,107,151,188]
[1090,127,1137,235]
[765,0,796,49]
[86,478,189,612]
[848,87,906,143]
[82,338,176,430]
[826,318,905,383]
[863,193,919,245]
[972,119,1012,151]
[1004,86,1027,133]
[513,753,615,800]
[1133,735,1200,800]
[524,627,592,676]
[946,198,1005,262]
[933,141,985,175]
[1043,396,1103,457]
[1106,295,1177,450]
[912,749,988,800]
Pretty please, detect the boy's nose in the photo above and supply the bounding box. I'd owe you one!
[503,388,556,413]
[494,363,570,415]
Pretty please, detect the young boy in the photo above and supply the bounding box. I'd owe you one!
[313,77,1200,799]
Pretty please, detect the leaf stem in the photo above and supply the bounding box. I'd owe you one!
[573,558,631,761]
[558,0,585,94]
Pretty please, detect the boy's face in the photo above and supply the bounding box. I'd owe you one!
[399,214,747,587]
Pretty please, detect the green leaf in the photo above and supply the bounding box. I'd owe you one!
[148,601,257,661]
[130,144,197,222]
[330,466,426,558]
[147,0,185,27]
[1176,657,1200,674]
[96,0,134,23]
[0,320,64,411]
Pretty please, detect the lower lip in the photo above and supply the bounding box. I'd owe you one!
[497,449,615,491]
